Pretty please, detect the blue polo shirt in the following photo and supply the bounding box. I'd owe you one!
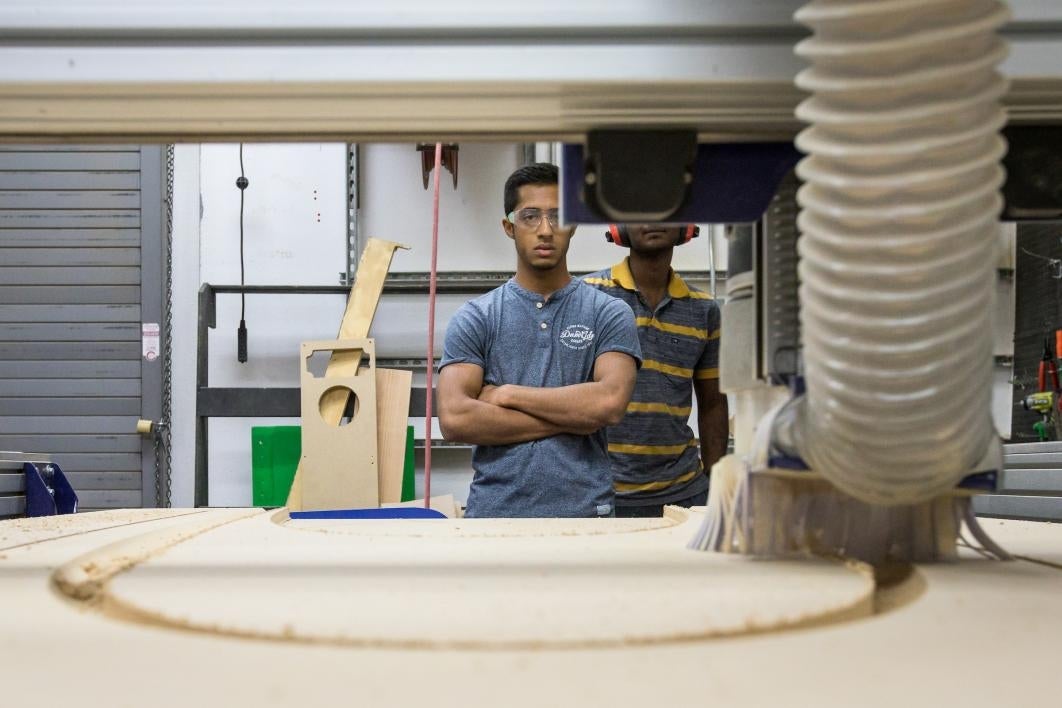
[440,277,641,518]
[584,258,721,506]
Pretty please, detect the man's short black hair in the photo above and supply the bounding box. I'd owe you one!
[504,162,558,215]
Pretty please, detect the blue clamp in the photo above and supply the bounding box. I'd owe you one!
[24,462,78,517]
[957,470,998,492]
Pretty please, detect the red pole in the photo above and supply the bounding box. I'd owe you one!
[423,143,443,508]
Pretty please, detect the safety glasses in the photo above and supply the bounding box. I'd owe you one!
[506,208,572,231]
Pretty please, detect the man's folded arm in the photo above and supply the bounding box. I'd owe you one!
[479,351,637,434]
[437,362,567,445]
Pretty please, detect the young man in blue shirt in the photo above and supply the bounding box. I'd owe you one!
[584,224,728,517]
[438,163,642,518]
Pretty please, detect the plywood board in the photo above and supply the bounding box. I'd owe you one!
[376,367,412,505]
[299,339,378,512]
[287,238,407,511]
[2,510,1062,707]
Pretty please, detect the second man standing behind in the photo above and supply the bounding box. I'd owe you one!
[584,224,728,517]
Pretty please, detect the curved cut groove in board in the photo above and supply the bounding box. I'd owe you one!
[0,509,209,552]
[50,509,267,601]
[54,509,882,650]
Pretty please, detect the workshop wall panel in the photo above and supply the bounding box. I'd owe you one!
[0,378,140,397]
[0,229,140,248]
[0,285,140,304]
[0,434,142,454]
[77,489,141,509]
[0,341,141,359]
[0,172,140,190]
[0,360,140,378]
[0,323,141,342]
[0,191,140,210]
[0,145,163,512]
[2,247,141,267]
[0,209,140,229]
[0,266,142,285]
[63,471,141,490]
[0,416,139,435]
[0,397,140,416]
[0,152,141,171]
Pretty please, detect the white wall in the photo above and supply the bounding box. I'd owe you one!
[361,143,520,273]
[205,143,349,505]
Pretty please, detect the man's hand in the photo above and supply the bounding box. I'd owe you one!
[477,384,507,407]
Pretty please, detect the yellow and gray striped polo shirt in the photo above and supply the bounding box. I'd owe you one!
[584,258,720,506]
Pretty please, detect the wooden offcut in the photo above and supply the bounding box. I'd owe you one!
[299,339,379,511]
[286,238,407,511]
[376,367,413,504]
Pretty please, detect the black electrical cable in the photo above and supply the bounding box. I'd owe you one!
[236,144,249,362]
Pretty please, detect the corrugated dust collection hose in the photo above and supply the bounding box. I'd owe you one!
[788,0,1010,505]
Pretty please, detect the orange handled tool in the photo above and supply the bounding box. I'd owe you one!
[1039,338,1060,393]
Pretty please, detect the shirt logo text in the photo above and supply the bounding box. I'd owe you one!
[560,324,595,350]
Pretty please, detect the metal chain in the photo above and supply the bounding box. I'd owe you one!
[155,145,175,508]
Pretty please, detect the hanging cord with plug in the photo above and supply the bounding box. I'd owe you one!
[236,143,249,362]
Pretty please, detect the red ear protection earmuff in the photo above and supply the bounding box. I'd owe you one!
[605,225,700,246]
[605,224,630,247]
